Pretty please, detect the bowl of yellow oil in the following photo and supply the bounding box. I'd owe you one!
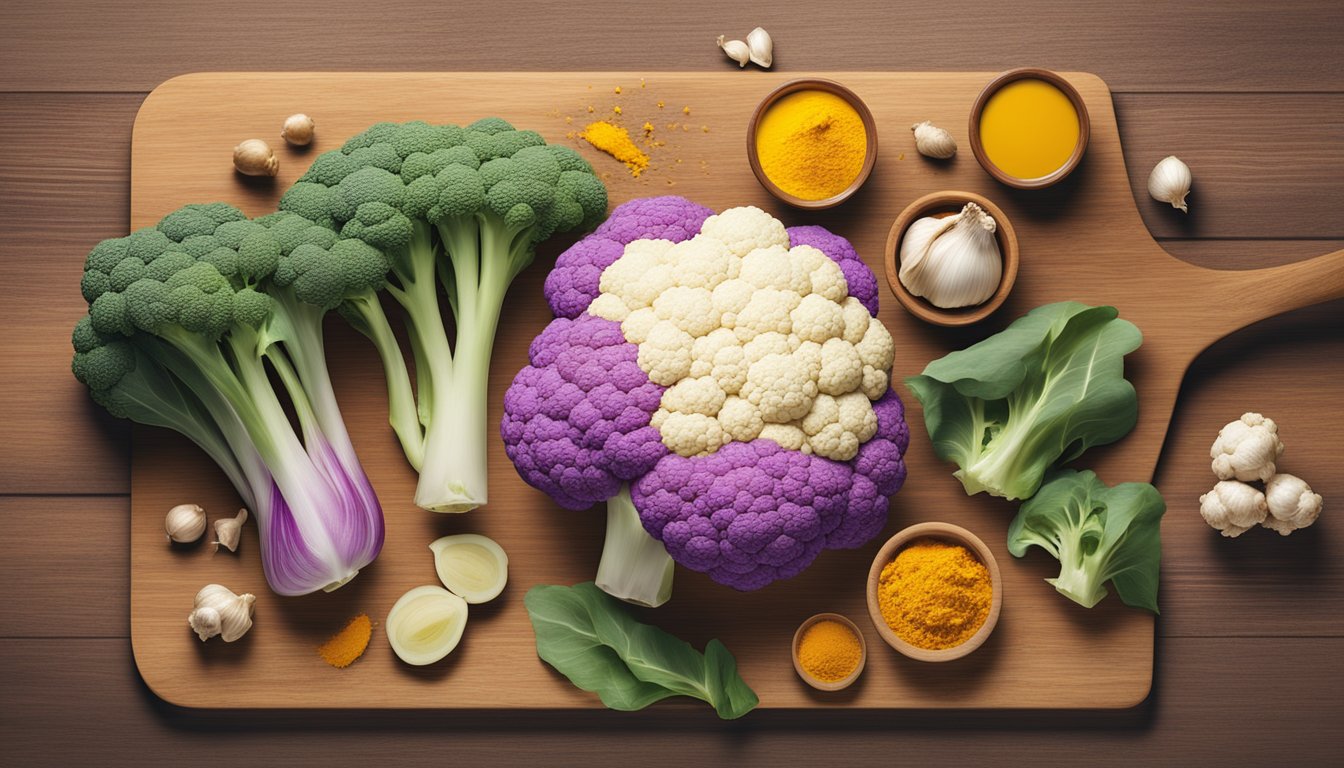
[969,68,1090,190]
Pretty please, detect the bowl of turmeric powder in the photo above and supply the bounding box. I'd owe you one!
[792,612,867,691]
[747,79,878,209]
[865,522,1002,662]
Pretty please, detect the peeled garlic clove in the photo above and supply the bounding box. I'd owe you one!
[717,36,750,68]
[911,121,957,160]
[233,139,278,177]
[430,534,508,604]
[1147,155,1191,213]
[188,584,255,642]
[386,585,468,666]
[165,503,207,544]
[280,113,315,146]
[746,27,773,68]
[212,508,249,553]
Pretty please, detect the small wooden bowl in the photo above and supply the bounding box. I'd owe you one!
[968,67,1091,190]
[747,78,879,210]
[883,190,1019,327]
[792,612,867,691]
[865,522,1003,663]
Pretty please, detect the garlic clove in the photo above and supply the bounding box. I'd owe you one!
[746,27,773,69]
[1210,412,1283,483]
[165,503,207,544]
[1199,480,1267,537]
[280,113,315,146]
[212,508,249,553]
[1262,473,1323,535]
[717,36,751,68]
[911,121,957,160]
[233,139,278,177]
[188,584,255,642]
[429,534,509,604]
[386,585,468,665]
[1147,155,1191,213]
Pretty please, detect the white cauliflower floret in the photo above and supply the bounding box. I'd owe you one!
[657,412,727,456]
[698,206,788,256]
[1210,412,1284,483]
[1199,480,1268,538]
[718,396,764,442]
[639,321,695,385]
[791,293,845,343]
[1262,474,1323,535]
[592,205,895,459]
[620,307,659,344]
[741,353,817,423]
[652,285,717,337]
[817,337,863,395]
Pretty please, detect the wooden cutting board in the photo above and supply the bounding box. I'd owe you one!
[128,72,1344,711]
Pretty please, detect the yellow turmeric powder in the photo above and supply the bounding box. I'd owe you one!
[796,618,863,683]
[580,120,649,177]
[754,90,867,200]
[318,613,372,668]
[878,539,992,650]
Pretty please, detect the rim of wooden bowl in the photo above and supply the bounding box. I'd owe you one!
[865,522,1003,663]
[967,67,1091,190]
[747,78,879,210]
[883,190,1019,327]
[791,612,868,691]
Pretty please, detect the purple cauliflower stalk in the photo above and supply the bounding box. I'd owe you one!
[503,196,908,605]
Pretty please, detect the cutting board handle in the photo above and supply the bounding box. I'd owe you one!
[1187,246,1344,343]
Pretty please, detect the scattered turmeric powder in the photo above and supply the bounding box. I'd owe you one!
[614,85,622,94]
[754,89,867,200]
[318,613,372,668]
[657,101,665,109]
[642,121,655,135]
[796,618,862,683]
[682,106,691,115]
[580,120,650,177]
[877,539,992,651]
[613,106,622,115]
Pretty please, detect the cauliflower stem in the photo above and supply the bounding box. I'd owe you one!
[596,486,675,608]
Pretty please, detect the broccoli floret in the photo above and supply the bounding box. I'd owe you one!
[71,204,386,596]
[279,119,608,512]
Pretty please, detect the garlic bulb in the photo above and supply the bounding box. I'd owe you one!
[232,139,278,177]
[911,121,957,159]
[1211,412,1283,483]
[188,584,256,642]
[1199,480,1268,538]
[280,113,315,146]
[898,202,1002,308]
[212,508,249,553]
[746,27,773,68]
[717,36,750,68]
[164,503,207,544]
[1148,155,1191,213]
[386,585,468,666]
[1262,474,1322,535]
[430,534,508,604]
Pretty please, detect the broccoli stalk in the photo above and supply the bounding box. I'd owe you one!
[595,486,675,608]
[280,119,608,513]
[73,205,388,596]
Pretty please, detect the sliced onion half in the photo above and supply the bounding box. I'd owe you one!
[386,585,468,666]
[429,534,509,604]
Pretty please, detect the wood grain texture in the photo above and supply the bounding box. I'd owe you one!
[3,637,1341,766]
[3,1,1343,93]
[0,95,140,493]
[121,71,1344,711]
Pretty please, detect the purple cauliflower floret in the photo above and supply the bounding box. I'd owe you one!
[544,196,713,319]
[633,390,908,591]
[788,225,879,316]
[503,197,909,604]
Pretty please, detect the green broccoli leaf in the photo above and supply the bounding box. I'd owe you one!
[524,583,758,719]
[905,302,1142,500]
[1007,469,1165,612]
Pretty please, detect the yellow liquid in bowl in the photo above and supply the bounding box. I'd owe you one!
[978,78,1081,181]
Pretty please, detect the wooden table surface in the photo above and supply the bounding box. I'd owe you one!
[1,1,1340,764]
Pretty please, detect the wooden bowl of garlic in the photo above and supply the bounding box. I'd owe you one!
[883,190,1019,327]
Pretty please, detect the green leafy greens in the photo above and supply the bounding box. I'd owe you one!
[1007,469,1165,611]
[905,302,1142,501]
[524,582,758,719]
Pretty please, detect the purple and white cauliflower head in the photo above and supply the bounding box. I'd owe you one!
[503,196,908,594]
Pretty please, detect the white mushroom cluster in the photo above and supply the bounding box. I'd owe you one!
[1199,413,1322,537]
